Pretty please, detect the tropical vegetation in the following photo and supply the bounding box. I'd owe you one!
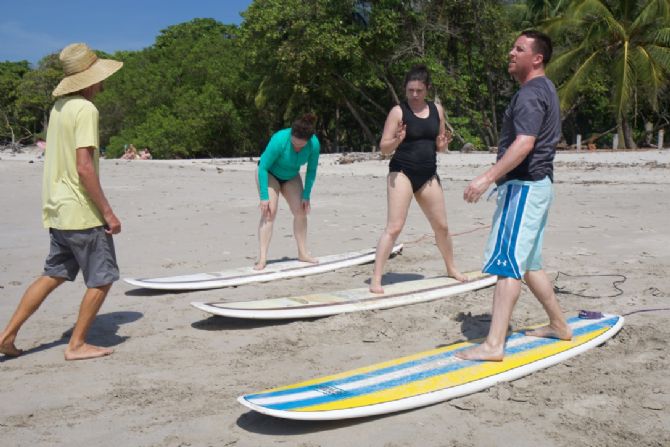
[1,0,669,157]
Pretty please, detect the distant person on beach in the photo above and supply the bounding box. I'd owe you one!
[458,30,572,361]
[370,64,465,293]
[121,144,138,160]
[0,43,123,361]
[139,147,152,160]
[255,114,320,270]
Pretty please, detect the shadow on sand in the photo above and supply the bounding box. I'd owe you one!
[236,405,422,435]
[0,311,143,361]
[362,272,425,286]
[190,315,322,331]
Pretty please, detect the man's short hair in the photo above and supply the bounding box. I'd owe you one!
[521,30,553,66]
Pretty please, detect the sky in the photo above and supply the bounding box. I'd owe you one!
[1,0,254,65]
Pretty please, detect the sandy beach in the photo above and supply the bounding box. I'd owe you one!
[1,148,668,446]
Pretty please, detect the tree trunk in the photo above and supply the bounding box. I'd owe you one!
[487,74,499,144]
[621,115,636,149]
[2,110,16,144]
[379,70,400,105]
[336,73,387,115]
[342,95,377,151]
[335,103,340,153]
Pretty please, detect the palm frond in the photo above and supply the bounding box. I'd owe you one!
[546,44,588,81]
[556,49,600,111]
[570,0,626,39]
[631,0,670,31]
[646,45,670,72]
[542,16,583,36]
[654,27,670,46]
[612,41,636,121]
[632,46,661,110]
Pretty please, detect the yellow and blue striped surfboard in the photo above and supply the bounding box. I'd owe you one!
[238,313,623,420]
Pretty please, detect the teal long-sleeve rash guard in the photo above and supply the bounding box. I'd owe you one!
[257,128,320,201]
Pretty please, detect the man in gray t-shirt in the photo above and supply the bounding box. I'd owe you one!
[458,30,572,362]
[497,75,561,184]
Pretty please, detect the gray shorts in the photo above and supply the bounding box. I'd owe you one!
[43,227,120,288]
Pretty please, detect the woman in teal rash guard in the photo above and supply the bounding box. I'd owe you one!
[255,114,320,270]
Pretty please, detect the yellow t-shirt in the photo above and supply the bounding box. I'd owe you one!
[42,96,105,230]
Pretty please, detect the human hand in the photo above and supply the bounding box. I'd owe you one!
[104,212,122,234]
[463,173,493,203]
[302,200,311,214]
[395,121,407,143]
[436,130,452,152]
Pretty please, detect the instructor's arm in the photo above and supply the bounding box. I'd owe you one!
[77,147,121,234]
[463,134,536,203]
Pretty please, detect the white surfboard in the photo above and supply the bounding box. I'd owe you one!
[239,313,623,420]
[191,271,495,319]
[124,244,403,290]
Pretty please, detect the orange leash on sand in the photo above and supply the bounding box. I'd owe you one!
[403,224,492,246]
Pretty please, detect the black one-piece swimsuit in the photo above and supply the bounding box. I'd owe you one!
[389,101,440,192]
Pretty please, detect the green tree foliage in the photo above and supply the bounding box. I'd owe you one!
[543,0,670,148]
[241,0,514,151]
[15,54,62,137]
[0,60,31,143]
[13,1,666,155]
[97,19,252,158]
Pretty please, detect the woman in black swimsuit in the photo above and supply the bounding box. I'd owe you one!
[370,65,466,293]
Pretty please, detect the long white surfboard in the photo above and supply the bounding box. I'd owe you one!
[124,244,403,290]
[191,271,495,319]
[239,313,623,420]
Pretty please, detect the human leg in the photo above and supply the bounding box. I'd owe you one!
[414,178,466,282]
[456,276,521,361]
[523,270,572,339]
[64,284,113,360]
[370,172,414,293]
[281,175,316,263]
[0,276,65,356]
[255,171,281,270]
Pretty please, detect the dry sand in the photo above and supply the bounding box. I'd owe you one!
[1,148,668,446]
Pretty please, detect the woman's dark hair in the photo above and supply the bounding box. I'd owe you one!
[404,64,431,88]
[291,113,317,140]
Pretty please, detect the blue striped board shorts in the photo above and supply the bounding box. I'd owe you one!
[482,177,553,279]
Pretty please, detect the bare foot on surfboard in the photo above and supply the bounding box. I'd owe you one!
[253,260,266,271]
[0,339,23,357]
[525,323,572,340]
[64,343,113,361]
[447,268,468,282]
[369,285,384,294]
[455,342,504,362]
[298,254,319,264]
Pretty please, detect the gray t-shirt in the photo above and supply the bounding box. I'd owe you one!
[497,76,561,183]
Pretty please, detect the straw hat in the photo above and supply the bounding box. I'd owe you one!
[52,43,123,97]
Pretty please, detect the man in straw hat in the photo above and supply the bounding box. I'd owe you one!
[0,43,124,361]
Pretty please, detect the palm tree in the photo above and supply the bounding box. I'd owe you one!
[544,0,670,148]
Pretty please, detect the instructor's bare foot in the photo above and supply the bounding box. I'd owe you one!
[298,254,319,264]
[455,342,504,362]
[525,323,572,340]
[0,341,23,357]
[447,268,468,282]
[369,283,384,294]
[64,343,113,361]
[253,260,266,271]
